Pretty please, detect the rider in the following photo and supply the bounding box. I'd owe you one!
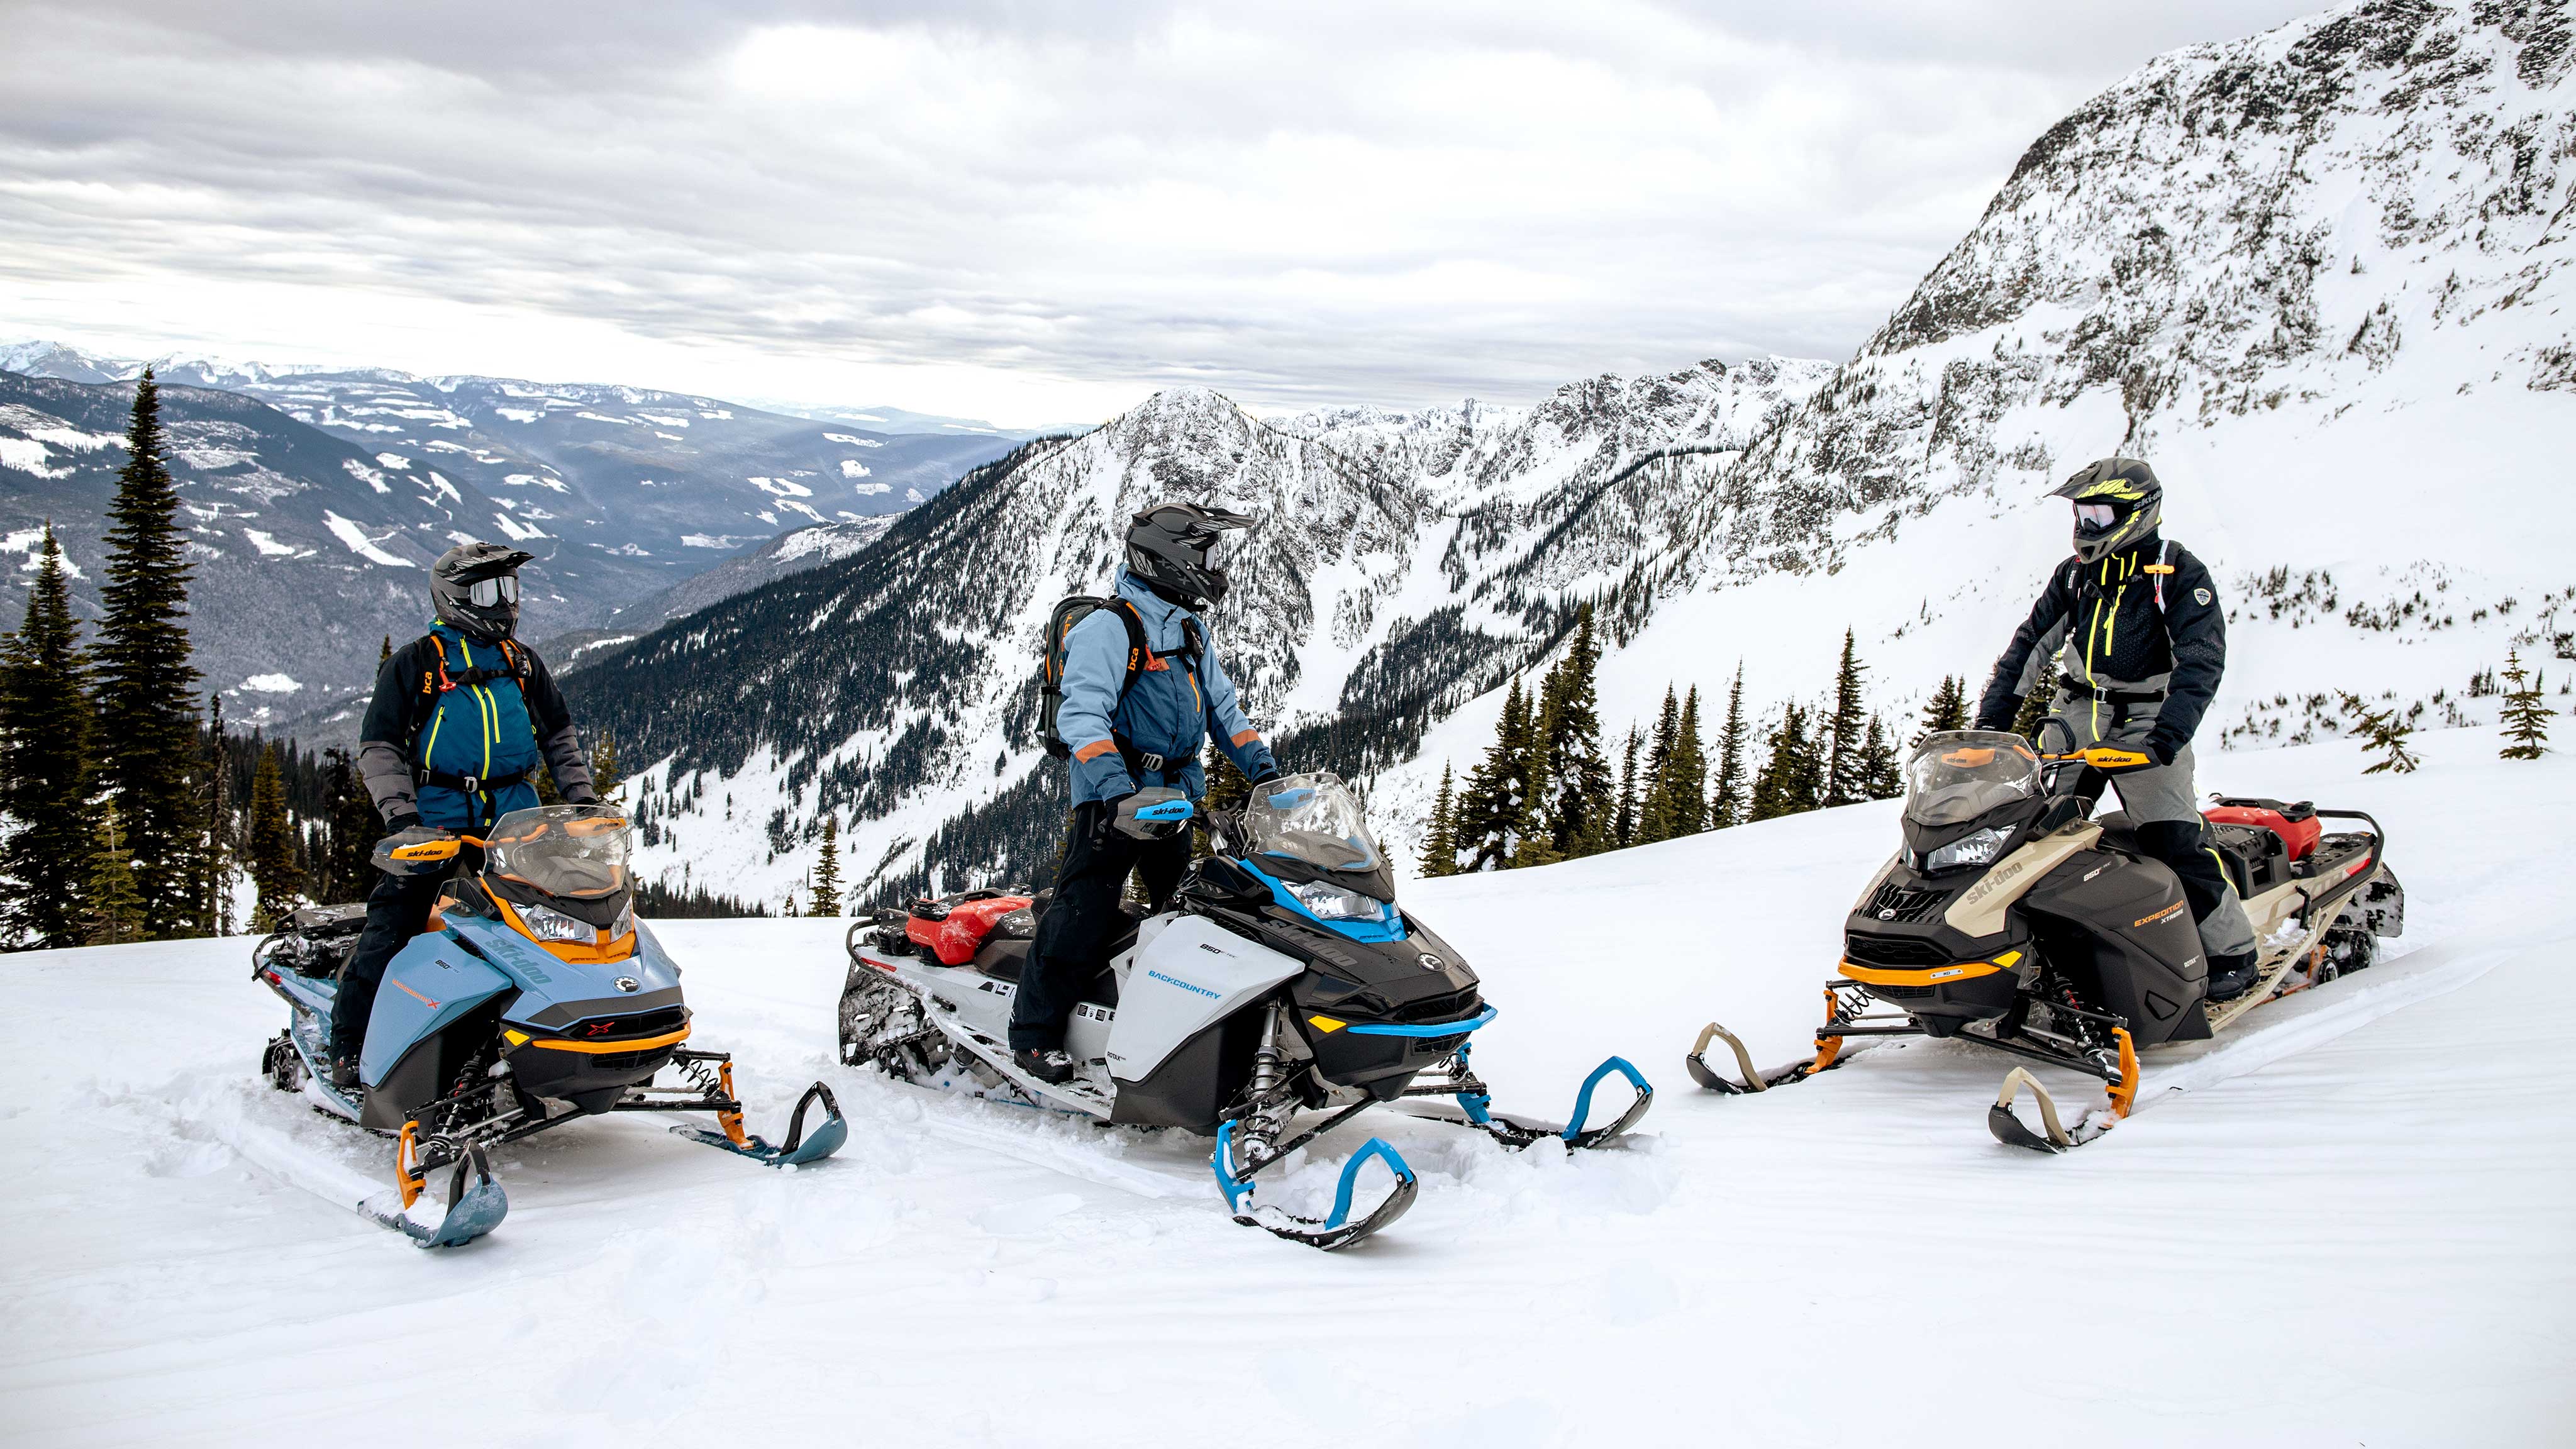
[1008,502,1280,1084]
[331,542,597,1088]
[1972,457,2262,1001]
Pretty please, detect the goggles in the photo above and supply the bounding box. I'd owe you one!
[465,575,521,608]
[2072,502,2121,531]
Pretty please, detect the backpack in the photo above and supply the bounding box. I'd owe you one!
[1035,595,1202,760]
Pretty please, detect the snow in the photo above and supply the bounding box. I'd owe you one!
[490,511,547,543]
[0,436,65,476]
[319,510,412,567]
[681,533,745,550]
[824,433,882,447]
[236,673,301,694]
[838,458,871,479]
[239,529,311,559]
[373,452,410,470]
[4,730,2566,1443]
[337,457,389,492]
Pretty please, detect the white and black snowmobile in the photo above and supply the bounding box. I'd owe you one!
[254,804,845,1248]
[838,772,1652,1250]
[1683,730,2403,1151]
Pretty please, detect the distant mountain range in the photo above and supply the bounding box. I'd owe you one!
[0,345,1024,720]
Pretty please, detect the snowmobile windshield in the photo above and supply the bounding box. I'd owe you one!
[1241,772,1382,876]
[480,804,633,903]
[1904,731,2042,828]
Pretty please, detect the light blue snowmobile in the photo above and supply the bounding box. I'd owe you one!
[255,803,844,1248]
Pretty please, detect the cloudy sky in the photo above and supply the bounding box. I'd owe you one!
[0,1,2324,424]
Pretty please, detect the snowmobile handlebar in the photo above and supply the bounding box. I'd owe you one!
[2045,747,2158,774]
[385,833,489,864]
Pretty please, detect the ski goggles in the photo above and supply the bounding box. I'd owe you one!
[2072,502,2122,531]
[465,575,521,608]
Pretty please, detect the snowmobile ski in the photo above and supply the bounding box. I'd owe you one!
[377,1134,508,1248]
[666,1079,848,1167]
[1398,1045,1654,1149]
[1214,1121,1418,1251]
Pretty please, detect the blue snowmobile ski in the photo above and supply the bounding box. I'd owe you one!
[254,804,846,1249]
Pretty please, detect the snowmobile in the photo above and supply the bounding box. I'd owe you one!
[253,803,845,1248]
[838,772,1652,1250]
[1683,730,2403,1152]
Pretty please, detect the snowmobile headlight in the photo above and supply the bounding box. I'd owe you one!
[1285,878,1390,923]
[609,902,634,939]
[516,901,594,943]
[1926,826,2013,874]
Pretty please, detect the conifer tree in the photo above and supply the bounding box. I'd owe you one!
[201,694,236,935]
[810,815,844,915]
[2340,692,2421,775]
[0,526,96,949]
[321,745,379,904]
[1750,702,1822,821]
[1419,763,1458,879]
[2498,650,2553,760]
[1531,606,1612,860]
[1823,630,1869,808]
[1709,665,1750,830]
[1613,728,1640,849]
[782,889,801,918]
[1635,687,1681,843]
[247,742,301,930]
[380,635,394,663]
[1916,675,1968,745]
[84,802,148,946]
[590,726,625,800]
[1458,677,1539,871]
[2010,686,2052,750]
[1859,715,1903,799]
[91,370,204,937]
[1654,685,1709,836]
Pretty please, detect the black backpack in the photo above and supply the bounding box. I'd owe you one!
[1035,595,1201,760]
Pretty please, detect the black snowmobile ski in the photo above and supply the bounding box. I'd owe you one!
[1396,1044,1654,1149]
[1213,1119,1419,1251]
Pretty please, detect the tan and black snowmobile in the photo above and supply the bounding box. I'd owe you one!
[1684,730,2403,1151]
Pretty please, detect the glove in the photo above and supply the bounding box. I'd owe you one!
[564,788,602,806]
[372,823,458,877]
[1108,786,1194,840]
[382,806,421,831]
[2140,733,2180,768]
[1248,767,1281,786]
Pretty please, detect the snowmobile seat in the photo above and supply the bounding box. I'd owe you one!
[2095,811,2277,897]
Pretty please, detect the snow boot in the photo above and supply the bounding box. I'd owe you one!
[1014,1046,1075,1084]
[329,1050,363,1092]
[2204,950,2261,1003]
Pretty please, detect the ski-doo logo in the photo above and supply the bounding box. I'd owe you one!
[1146,969,1220,1000]
[614,976,640,993]
[1416,952,1445,971]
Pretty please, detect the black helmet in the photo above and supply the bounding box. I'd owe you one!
[1123,502,1256,608]
[2050,457,2163,564]
[431,541,533,642]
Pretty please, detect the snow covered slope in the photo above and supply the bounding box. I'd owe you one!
[571,359,1835,904]
[3,729,2566,1445]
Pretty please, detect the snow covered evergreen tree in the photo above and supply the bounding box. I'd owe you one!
[1613,728,1640,848]
[2498,650,2553,760]
[1750,702,1822,821]
[0,526,96,950]
[84,802,147,946]
[1860,715,1903,799]
[1531,606,1611,861]
[1634,687,1680,843]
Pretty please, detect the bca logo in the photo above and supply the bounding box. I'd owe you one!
[2194,587,2213,606]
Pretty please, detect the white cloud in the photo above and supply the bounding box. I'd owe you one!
[0,1,2323,418]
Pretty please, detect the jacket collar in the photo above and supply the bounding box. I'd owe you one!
[1116,572,1198,640]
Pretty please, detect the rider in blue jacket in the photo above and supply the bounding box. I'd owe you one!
[1009,503,1279,1083]
[331,542,596,1088]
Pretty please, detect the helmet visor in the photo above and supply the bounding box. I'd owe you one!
[466,575,521,608]
[2072,502,2120,532]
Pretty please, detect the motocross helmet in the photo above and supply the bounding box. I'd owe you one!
[2050,457,2162,564]
[1123,501,1257,608]
[430,541,534,642]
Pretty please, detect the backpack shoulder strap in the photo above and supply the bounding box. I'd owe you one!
[2150,538,2177,613]
[1108,599,1152,695]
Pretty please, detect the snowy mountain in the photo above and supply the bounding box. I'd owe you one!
[0,351,1018,718]
[577,0,2573,913]
[569,358,1836,906]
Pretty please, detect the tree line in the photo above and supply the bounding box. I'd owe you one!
[0,372,750,949]
[1419,608,1965,876]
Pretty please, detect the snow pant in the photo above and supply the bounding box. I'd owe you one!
[1008,801,1192,1052]
[329,848,482,1062]
[2043,698,2258,963]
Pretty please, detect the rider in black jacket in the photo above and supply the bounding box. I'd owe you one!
[1973,457,2262,1000]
